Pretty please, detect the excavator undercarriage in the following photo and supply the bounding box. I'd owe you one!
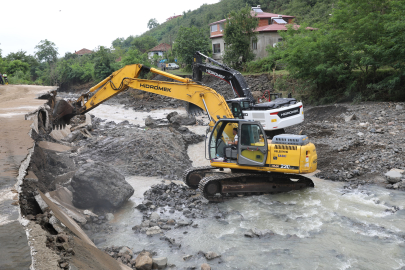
[183,166,314,202]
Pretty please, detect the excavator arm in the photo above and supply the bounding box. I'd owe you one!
[52,64,234,130]
[193,51,255,103]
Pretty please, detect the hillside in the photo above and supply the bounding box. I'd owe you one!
[120,0,337,47]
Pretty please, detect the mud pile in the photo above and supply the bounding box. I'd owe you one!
[74,116,204,179]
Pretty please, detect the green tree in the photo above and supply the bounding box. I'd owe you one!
[93,46,115,81]
[63,52,78,60]
[121,48,149,66]
[6,50,29,62]
[147,18,159,29]
[7,60,30,75]
[131,36,158,53]
[267,0,405,102]
[6,50,39,78]
[112,37,125,49]
[164,50,175,63]
[172,26,211,70]
[151,54,163,66]
[377,0,405,93]
[223,5,259,69]
[0,57,9,74]
[35,39,59,63]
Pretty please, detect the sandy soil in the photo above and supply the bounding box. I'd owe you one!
[0,85,54,179]
[0,85,57,269]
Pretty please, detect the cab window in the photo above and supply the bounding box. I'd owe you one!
[240,124,265,146]
[231,103,243,118]
[241,101,250,109]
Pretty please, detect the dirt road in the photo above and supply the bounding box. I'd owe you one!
[0,84,55,269]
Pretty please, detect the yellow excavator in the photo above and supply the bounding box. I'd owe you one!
[52,64,317,201]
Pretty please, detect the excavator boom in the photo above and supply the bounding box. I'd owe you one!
[52,64,233,130]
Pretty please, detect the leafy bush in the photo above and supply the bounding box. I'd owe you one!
[7,60,30,75]
[173,26,211,70]
[121,48,149,66]
[93,46,115,82]
[223,5,258,69]
[8,70,32,84]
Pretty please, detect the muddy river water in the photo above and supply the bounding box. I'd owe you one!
[89,105,405,269]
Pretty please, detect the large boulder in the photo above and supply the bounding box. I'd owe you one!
[168,113,196,126]
[385,168,404,184]
[135,251,153,270]
[166,111,179,121]
[71,161,134,209]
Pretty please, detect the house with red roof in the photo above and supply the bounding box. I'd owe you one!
[148,43,171,59]
[74,48,93,56]
[166,15,182,22]
[209,6,305,61]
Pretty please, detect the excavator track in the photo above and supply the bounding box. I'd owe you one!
[198,172,314,202]
[183,166,225,189]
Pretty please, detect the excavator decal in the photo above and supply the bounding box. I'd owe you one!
[139,84,171,92]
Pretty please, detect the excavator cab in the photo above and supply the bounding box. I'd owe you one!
[227,98,251,119]
[208,119,268,166]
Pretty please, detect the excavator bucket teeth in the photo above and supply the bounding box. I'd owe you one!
[52,99,76,127]
[186,102,204,116]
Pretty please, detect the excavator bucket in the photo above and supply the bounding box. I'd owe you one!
[52,99,76,129]
[186,102,204,116]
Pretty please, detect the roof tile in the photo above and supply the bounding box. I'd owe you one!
[149,43,171,52]
[74,48,93,55]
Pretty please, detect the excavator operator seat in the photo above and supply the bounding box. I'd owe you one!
[225,147,238,160]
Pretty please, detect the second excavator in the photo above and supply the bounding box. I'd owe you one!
[192,51,305,138]
[52,64,317,201]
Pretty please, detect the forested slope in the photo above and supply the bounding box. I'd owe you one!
[116,0,337,49]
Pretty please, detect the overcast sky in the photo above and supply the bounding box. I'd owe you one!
[1,0,219,57]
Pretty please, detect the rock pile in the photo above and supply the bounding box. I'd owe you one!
[132,182,207,234]
[103,246,168,269]
[75,118,204,180]
[286,102,405,189]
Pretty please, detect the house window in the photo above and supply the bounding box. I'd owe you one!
[213,43,221,53]
[211,24,218,32]
[278,38,283,42]
[268,19,272,25]
[220,24,224,31]
[252,39,257,50]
